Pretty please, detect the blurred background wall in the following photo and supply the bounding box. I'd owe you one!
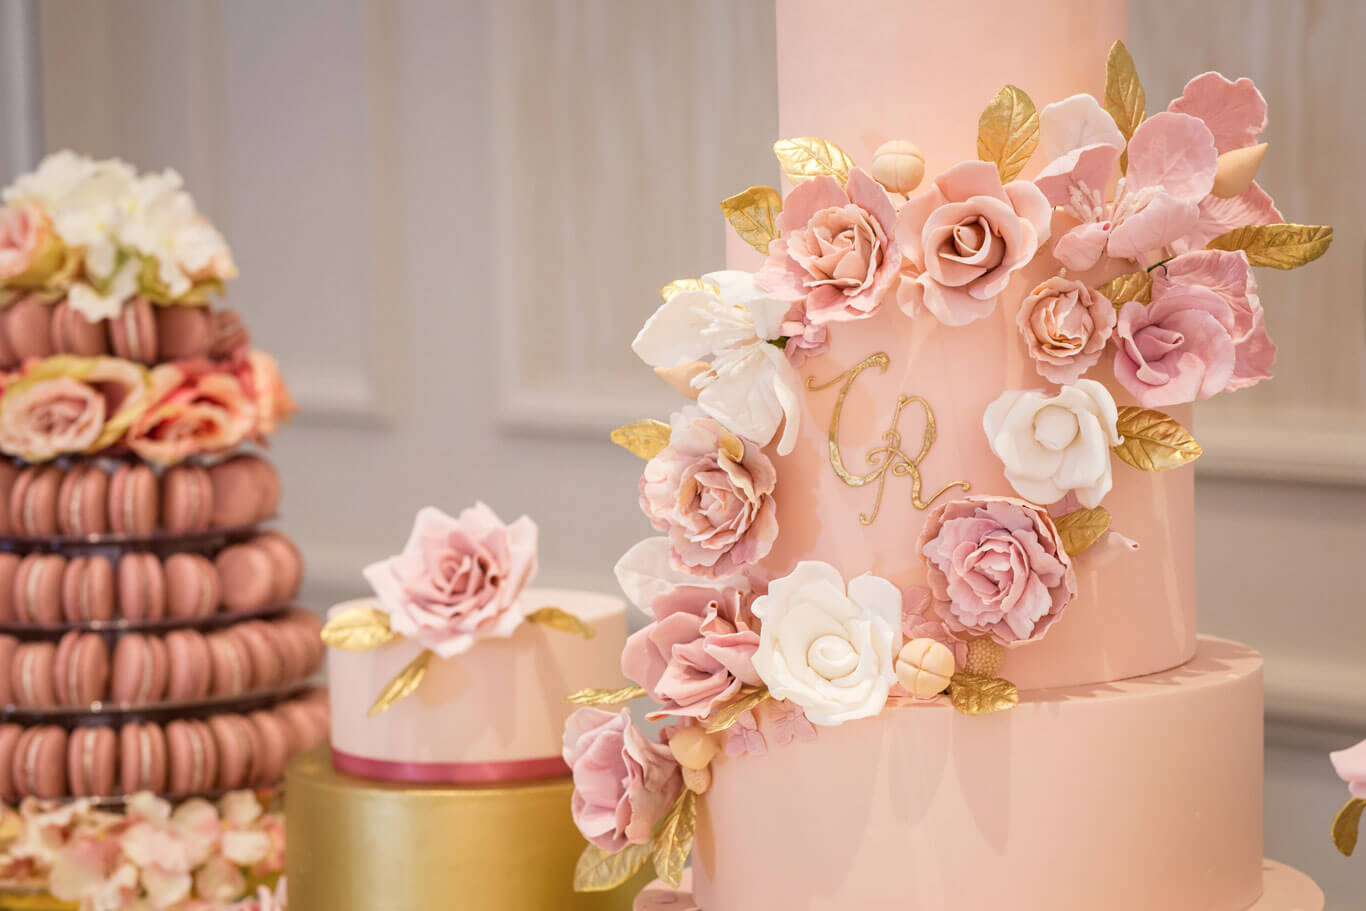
[3,0,1363,901]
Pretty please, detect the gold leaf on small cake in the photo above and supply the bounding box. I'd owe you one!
[1333,797,1366,856]
[367,649,433,717]
[659,278,716,302]
[705,686,771,733]
[525,606,595,639]
[773,137,855,185]
[1112,406,1202,471]
[1205,223,1334,270]
[949,673,1019,715]
[1096,270,1152,309]
[573,840,651,892]
[1104,40,1145,171]
[567,685,648,706]
[651,789,697,888]
[1053,506,1113,557]
[976,84,1040,183]
[320,605,396,651]
[719,185,782,254]
[610,418,672,460]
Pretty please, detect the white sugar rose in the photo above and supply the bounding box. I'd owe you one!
[982,380,1120,507]
[750,561,901,727]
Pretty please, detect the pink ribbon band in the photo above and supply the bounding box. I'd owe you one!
[331,748,570,785]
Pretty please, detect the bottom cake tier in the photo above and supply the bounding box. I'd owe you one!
[683,637,1288,911]
[284,747,645,910]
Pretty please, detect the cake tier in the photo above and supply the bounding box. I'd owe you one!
[689,637,1264,911]
[285,747,644,911]
[327,587,626,781]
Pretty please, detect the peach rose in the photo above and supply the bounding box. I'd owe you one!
[0,203,63,286]
[126,361,256,463]
[0,376,104,461]
[1016,276,1117,384]
[236,350,297,437]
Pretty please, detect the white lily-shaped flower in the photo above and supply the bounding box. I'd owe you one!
[632,270,802,455]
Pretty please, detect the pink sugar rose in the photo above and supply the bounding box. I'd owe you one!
[0,203,62,286]
[640,411,778,579]
[363,503,538,659]
[562,707,683,854]
[621,585,761,721]
[127,361,256,463]
[1016,275,1117,384]
[1332,738,1366,799]
[756,168,901,325]
[918,495,1076,646]
[895,160,1052,326]
[1113,249,1273,407]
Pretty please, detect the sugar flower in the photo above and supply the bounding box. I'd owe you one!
[1016,275,1116,384]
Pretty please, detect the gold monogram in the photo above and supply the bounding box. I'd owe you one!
[808,352,970,525]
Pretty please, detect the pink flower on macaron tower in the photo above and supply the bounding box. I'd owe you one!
[0,202,63,286]
[362,503,538,659]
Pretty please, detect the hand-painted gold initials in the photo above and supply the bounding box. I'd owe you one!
[808,352,970,525]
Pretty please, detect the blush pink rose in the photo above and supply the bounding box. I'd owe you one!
[1016,275,1117,384]
[362,503,538,658]
[562,707,682,853]
[621,585,761,721]
[1113,249,1272,407]
[126,361,256,463]
[640,411,778,578]
[235,350,297,437]
[0,376,104,460]
[918,495,1076,646]
[756,168,901,325]
[0,203,61,285]
[1331,738,1366,799]
[896,160,1052,326]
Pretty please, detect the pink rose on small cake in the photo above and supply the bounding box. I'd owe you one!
[127,361,256,463]
[756,168,900,324]
[362,503,538,658]
[563,707,683,854]
[918,495,1076,646]
[0,202,63,287]
[640,409,778,579]
[1016,276,1116,384]
[1331,738,1366,800]
[895,160,1051,326]
[0,355,149,461]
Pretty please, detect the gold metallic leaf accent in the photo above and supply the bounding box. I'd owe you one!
[651,789,697,888]
[1333,797,1366,856]
[1104,40,1145,172]
[705,686,771,733]
[976,85,1040,183]
[1112,406,1203,471]
[610,419,672,460]
[567,685,648,706]
[525,606,595,639]
[320,605,396,651]
[1054,507,1113,557]
[719,185,782,254]
[367,649,433,717]
[1096,270,1153,310]
[573,840,651,892]
[773,137,855,185]
[1205,223,1334,270]
[949,673,1019,715]
[659,278,716,302]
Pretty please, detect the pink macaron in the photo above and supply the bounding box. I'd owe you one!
[14,553,66,625]
[214,544,274,613]
[281,608,325,671]
[0,460,20,535]
[160,463,214,534]
[250,533,303,605]
[12,726,67,798]
[208,455,278,528]
[56,463,110,537]
[274,700,327,753]
[247,710,289,786]
[67,726,117,797]
[0,724,22,799]
[209,713,256,790]
[116,552,166,621]
[61,555,116,623]
[207,629,252,697]
[0,636,16,705]
[234,621,282,689]
[164,552,219,619]
[109,296,158,364]
[50,299,109,357]
[155,306,213,361]
[108,463,159,536]
[164,629,212,701]
[54,630,109,707]
[166,719,218,793]
[10,465,61,537]
[119,721,168,793]
[0,552,20,622]
[10,641,56,707]
[2,296,54,364]
[110,633,169,706]
[269,621,310,683]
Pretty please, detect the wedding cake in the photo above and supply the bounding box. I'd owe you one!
[562,1,1331,909]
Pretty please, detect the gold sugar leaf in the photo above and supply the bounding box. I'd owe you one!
[651,789,697,888]
[1112,406,1203,471]
[1096,270,1153,310]
[976,84,1041,183]
[719,185,782,255]
[525,606,595,639]
[659,278,715,302]
[705,686,771,733]
[949,673,1019,715]
[567,685,648,706]
[1205,223,1334,270]
[610,418,672,460]
[573,840,651,892]
[320,605,396,651]
[1333,797,1366,856]
[773,137,855,185]
[1053,506,1113,557]
[367,649,434,717]
[1104,40,1145,172]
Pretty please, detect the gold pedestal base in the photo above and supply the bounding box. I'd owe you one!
[285,748,644,911]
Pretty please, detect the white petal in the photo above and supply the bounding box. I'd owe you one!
[1040,93,1125,161]
[612,537,747,617]
[631,291,727,367]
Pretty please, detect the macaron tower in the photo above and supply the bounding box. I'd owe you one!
[0,152,323,908]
